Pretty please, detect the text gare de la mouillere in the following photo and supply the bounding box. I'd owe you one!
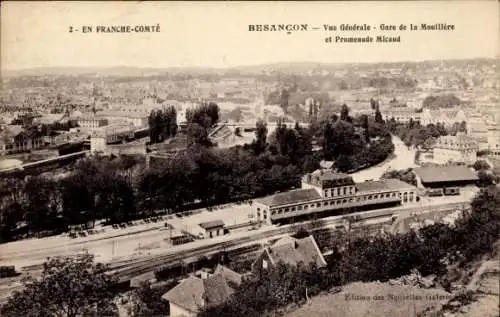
[248,23,456,43]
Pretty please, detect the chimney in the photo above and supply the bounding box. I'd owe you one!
[200,271,209,279]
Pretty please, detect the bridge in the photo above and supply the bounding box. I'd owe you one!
[0,150,89,174]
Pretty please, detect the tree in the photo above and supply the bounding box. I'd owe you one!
[473,160,490,171]
[374,105,384,124]
[186,123,212,147]
[148,107,177,144]
[1,254,118,317]
[280,88,289,110]
[128,281,173,317]
[340,104,350,121]
[252,120,268,155]
[361,114,370,143]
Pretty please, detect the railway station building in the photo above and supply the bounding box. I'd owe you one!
[253,169,418,225]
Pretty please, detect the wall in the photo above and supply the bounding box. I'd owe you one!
[169,302,196,317]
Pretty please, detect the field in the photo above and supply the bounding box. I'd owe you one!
[286,282,451,317]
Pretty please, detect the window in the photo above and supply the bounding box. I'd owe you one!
[271,210,276,215]
[263,214,267,219]
[323,202,328,206]
[368,195,372,200]
[330,201,334,205]
[291,207,296,211]
[297,206,303,210]
[342,199,347,204]
[285,208,289,212]
[343,187,347,195]
[257,208,260,212]
[316,203,321,207]
[304,205,308,210]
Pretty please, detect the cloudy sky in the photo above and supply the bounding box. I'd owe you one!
[1,1,498,70]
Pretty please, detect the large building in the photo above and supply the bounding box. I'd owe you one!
[413,165,478,189]
[433,132,478,165]
[253,170,418,225]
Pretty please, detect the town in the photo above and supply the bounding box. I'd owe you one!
[0,57,498,317]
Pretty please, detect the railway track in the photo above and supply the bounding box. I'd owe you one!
[109,201,469,283]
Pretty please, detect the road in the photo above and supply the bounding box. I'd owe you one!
[351,134,417,182]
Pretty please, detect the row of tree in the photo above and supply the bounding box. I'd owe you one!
[0,102,395,241]
[148,106,178,144]
[311,104,394,172]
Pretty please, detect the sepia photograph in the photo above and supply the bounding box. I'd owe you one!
[0,1,499,316]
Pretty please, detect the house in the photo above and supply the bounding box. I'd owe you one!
[0,125,44,155]
[198,220,226,239]
[252,235,327,271]
[162,265,242,317]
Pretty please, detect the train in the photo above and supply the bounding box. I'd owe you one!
[427,187,461,197]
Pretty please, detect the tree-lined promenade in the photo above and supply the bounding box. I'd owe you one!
[0,103,395,243]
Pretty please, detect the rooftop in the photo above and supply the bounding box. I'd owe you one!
[198,220,225,230]
[255,188,322,207]
[304,169,355,188]
[414,165,478,183]
[265,235,327,268]
[356,178,416,193]
[162,265,241,313]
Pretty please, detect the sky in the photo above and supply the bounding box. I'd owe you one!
[1,1,498,70]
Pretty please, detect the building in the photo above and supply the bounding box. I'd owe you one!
[253,169,418,225]
[383,108,421,124]
[162,265,242,317]
[419,108,467,127]
[467,113,490,150]
[102,124,135,144]
[433,132,478,165]
[252,235,327,271]
[97,110,149,128]
[487,122,500,156]
[90,130,107,154]
[0,125,43,155]
[76,115,108,128]
[198,220,226,239]
[414,165,478,189]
